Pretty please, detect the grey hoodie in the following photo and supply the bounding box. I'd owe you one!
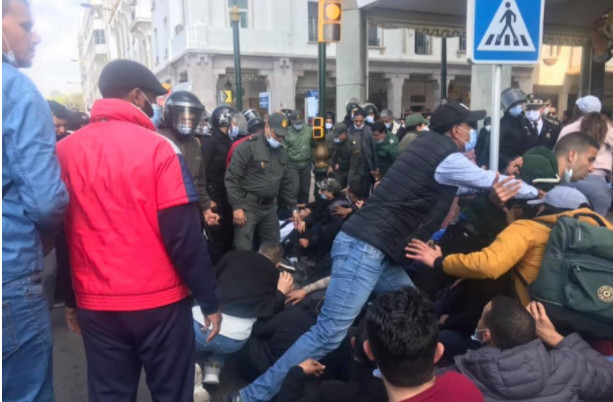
[446,333,613,402]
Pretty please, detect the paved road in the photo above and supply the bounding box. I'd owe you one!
[51,307,246,402]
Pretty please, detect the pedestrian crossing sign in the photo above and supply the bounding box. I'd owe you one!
[467,0,544,64]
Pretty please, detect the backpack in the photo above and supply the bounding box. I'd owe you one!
[528,212,613,339]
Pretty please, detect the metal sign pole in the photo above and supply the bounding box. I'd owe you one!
[489,64,502,171]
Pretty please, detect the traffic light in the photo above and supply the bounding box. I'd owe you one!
[312,117,324,139]
[318,0,341,43]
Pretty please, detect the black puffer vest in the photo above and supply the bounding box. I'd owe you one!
[342,132,459,264]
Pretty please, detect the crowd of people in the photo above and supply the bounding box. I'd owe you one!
[3,1,613,401]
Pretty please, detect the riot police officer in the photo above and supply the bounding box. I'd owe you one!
[225,112,299,250]
[524,93,561,150]
[499,87,538,170]
[201,105,235,263]
[362,102,378,126]
[328,122,357,189]
[159,91,220,227]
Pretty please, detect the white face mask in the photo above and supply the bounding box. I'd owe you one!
[509,104,524,117]
[526,110,541,123]
[485,125,491,132]
[325,122,333,130]
[366,116,375,124]
[471,328,487,344]
[544,107,551,115]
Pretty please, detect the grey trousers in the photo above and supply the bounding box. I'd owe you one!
[288,162,312,205]
[234,200,280,251]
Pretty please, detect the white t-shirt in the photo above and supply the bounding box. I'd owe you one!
[192,306,256,341]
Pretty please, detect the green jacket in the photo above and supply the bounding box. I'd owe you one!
[375,134,399,174]
[225,133,296,211]
[286,124,313,165]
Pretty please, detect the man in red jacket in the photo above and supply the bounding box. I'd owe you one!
[57,59,221,401]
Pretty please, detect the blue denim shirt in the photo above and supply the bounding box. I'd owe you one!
[2,61,68,283]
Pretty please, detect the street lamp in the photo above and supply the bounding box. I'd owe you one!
[229,2,243,110]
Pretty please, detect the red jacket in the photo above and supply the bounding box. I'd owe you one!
[226,135,252,168]
[57,99,199,311]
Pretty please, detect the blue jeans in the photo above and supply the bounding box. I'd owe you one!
[2,274,54,401]
[194,321,248,366]
[240,231,414,401]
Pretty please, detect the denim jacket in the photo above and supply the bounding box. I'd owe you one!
[2,60,68,283]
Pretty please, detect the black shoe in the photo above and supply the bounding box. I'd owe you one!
[225,392,243,402]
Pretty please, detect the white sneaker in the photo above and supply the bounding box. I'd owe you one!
[203,362,221,385]
[194,363,211,402]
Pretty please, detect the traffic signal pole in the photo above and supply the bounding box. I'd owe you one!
[230,1,243,110]
[318,42,326,117]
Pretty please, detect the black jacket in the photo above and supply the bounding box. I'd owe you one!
[499,113,538,168]
[215,250,284,318]
[536,118,561,150]
[342,132,458,264]
[201,128,232,200]
[475,127,490,168]
[346,124,376,184]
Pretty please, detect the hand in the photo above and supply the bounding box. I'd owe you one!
[210,200,218,211]
[405,239,442,268]
[203,209,220,226]
[233,209,247,227]
[333,205,352,219]
[489,172,521,207]
[299,208,311,220]
[527,301,564,347]
[355,200,364,209]
[65,307,81,335]
[371,170,381,182]
[298,359,326,377]
[286,289,307,305]
[439,314,449,327]
[296,220,306,233]
[204,311,222,343]
[327,167,334,175]
[299,238,310,248]
[277,271,294,295]
[334,164,340,171]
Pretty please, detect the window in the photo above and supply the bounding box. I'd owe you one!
[415,31,431,55]
[153,28,159,64]
[307,1,318,42]
[93,29,105,45]
[368,26,382,47]
[179,71,188,83]
[228,0,249,29]
[459,34,466,52]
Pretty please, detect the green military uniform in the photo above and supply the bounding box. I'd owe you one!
[225,114,296,250]
[286,110,313,204]
[159,127,211,212]
[330,127,357,189]
[374,133,399,175]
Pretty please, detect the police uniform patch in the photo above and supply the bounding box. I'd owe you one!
[281,119,288,128]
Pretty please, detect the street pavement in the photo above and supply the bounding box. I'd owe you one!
[51,306,246,402]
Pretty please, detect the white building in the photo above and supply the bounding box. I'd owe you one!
[150,0,477,118]
[78,0,153,111]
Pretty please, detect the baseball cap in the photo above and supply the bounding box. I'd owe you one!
[430,101,486,133]
[520,147,560,192]
[268,112,290,136]
[318,177,342,195]
[404,113,428,127]
[576,96,602,114]
[527,186,590,209]
[289,110,303,123]
[98,59,167,97]
[332,122,347,136]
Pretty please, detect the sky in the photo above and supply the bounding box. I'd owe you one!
[22,0,83,97]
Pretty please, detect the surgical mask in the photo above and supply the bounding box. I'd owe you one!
[176,121,194,135]
[508,104,523,117]
[2,34,17,66]
[544,107,551,115]
[385,122,392,129]
[150,104,162,129]
[325,123,333,130]
[202,125,210,135]
[354,123,364,130]
[460,127,478,152]
[293,123,304,131]
[375,139,384,144]
[229,125,240,139]
[320,193,328,200]
[366,116,374,124]
[267,136,281,148]
[485,125,491,132]
[471,328,487,344]
[525,110,541,122]
[333,138,342,144]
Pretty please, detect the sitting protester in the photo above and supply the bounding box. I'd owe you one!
[364,287,484,402]
[406,186,613,306]
[445,297,613,402]
[193,242,293,385]
[331,180,368,220]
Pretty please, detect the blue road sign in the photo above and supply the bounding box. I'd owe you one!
[467,0,544,64]
[259,92,270,109]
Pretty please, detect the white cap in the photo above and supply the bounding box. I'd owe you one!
[527,186,590,210]
[576,96,602,114]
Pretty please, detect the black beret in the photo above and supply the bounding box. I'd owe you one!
[98,59,166,97]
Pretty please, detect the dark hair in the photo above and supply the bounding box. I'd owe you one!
[348,180,368,200]
[554,132,600,157]
[353,109,366,118]
[101,87,133,99]
[372,122,386,134]
[484,296,536,349]
[47,100,70,120]
[353,319,375,367]
[258,241,283,265]
[580,112,607,146]
[366,288,438,388]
